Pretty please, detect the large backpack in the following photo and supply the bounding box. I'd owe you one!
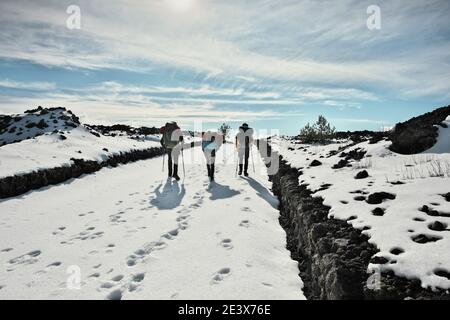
[202,131,223,151]
[162,122,181,149]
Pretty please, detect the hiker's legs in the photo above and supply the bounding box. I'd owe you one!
[171,147,181,180]
[167,149,173,177]
[209,150,215,181]
[204,151,211,177]
[204,150,215,180]
[171,147,180,165]
[238,148,244,175]
[210,160,215,181]
[244,148,250,176]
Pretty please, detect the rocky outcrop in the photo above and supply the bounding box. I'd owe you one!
[0,106,81,146]
[390,105,450,154]
[258,138,450,300]
[87,124,160,136]
[0,147,165,199]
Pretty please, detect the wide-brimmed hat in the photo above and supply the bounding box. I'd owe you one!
[241,123,249,128]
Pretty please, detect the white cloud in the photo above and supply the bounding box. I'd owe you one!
[0,79,56,91]
[0,0,449,99]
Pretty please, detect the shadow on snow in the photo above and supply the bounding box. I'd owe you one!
[242,176,279,209]
[150,178,186,210]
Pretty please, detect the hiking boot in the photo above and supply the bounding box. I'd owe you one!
[244,171,249,177]
[168,164,173,177]
[173,165,180,181]
[210,164,215,181]
[238,164,243,175]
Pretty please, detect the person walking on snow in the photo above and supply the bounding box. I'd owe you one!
[160,122,184,181]
[235,123,254,176]
[202,131,223,182]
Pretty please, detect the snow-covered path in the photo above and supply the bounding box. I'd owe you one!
[0,144,304,300]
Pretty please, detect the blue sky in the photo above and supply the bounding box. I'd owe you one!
[0,0,449,135]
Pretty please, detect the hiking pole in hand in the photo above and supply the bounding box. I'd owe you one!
[181,146,186,179]
[235,147,238,177]
[162,152,165,173]
[250,146,256,173]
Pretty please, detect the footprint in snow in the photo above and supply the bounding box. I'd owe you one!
[178,221,189,230]
[220,239,233,250]
[211,268,231,284]
[176,214,190,222]
[46,261,62,270]
[127,241,167,267]
[239,220,250,228]
[8,250,41,267]
[106,289,123,300]
[162,228,179,240]
[111,275,124,282]
[128,273,146,292]
[132,273,145,283]
[101,282,115,289]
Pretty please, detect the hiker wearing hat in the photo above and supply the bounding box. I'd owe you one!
[202,131,224,182]
[235,123,254,176]
[160,122,184,181]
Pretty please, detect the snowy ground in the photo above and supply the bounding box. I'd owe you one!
[0,126,162,178]
[0,144,304,300]
[0,108,165,178]
[274,116,450,291]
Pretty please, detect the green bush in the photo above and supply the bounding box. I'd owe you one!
[299,115,336,144]
[218,123,231,142]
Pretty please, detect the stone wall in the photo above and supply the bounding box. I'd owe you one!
[258,139,450,300]
[0,147,165,199]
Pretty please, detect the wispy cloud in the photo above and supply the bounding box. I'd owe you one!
[0,0,449,133]
[0,79,56,91]
[0,0,449,97]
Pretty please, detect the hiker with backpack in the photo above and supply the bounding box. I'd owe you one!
[235,123,254,176]
[201,131,223,182]
[160,122,184,181]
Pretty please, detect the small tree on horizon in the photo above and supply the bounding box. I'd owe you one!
[299,115,335,144]
[218,123,231,142]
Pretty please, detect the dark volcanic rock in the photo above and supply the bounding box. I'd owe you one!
[367,192,396,204]
[332,159,349,169]
[420,205,450,217]
[334,131,389,144]
[390,248,404,255]
[434,269,450,280]
[355,170,369,179]
[370,256,389,265]
[428,221,448,232]
[443,193,450,202]
[371,207,385,216]
[412,234,442,244]
[36,119,48,129]
[390,105,450,154]
[310,160,322,167]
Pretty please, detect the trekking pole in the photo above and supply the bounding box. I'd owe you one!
[181,146,186,178]
[234,147,238,177]
[251,146,256,173]
[162,152,165,173]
